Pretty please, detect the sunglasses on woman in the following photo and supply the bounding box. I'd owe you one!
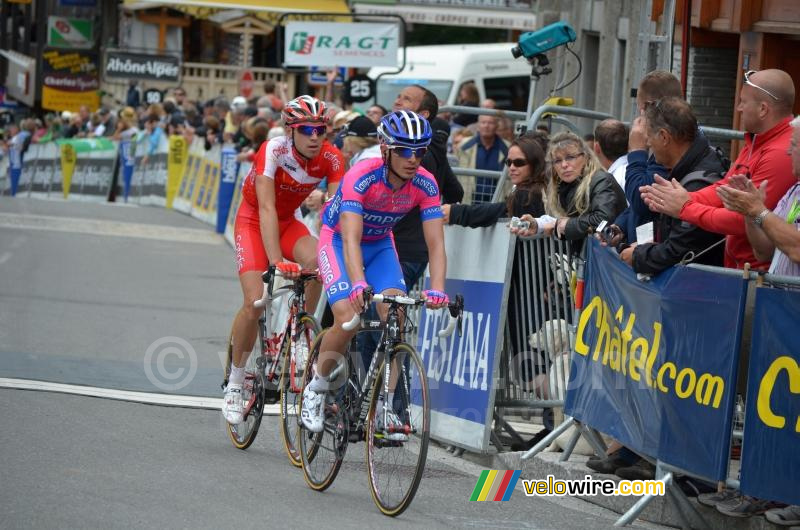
[505,158,528,167]
[295,125,326,137]
[387,146,427,159]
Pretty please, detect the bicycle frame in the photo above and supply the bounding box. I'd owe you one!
[242,269,318,414]
[332,296,442,442]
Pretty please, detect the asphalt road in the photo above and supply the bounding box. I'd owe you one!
[0,197,238,395]
[0,197,659,529]
[1,390,655,529]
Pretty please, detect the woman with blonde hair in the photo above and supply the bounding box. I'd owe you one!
[516,131,625,247]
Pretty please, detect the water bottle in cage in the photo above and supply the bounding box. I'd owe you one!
[292,339,309,367]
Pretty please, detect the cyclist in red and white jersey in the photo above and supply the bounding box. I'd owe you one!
[301,110,449,437]
[223,95,345,425]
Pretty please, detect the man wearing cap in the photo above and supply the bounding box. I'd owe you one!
[341,115,381,166]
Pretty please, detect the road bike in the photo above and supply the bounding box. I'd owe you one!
[223,267,320,466]
[298,291,463,516]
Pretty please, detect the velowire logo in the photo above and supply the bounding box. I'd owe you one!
[469,470,521,502]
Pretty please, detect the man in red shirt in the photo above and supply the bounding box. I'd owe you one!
[223,95,344,425]
[641,69,796,270]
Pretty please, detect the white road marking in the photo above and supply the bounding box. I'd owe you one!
[0,213,223,245]
[0,252,11,265]
[0,377,280,414]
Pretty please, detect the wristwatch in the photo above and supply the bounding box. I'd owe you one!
[752,209,771,227]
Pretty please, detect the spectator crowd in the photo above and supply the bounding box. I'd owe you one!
[1,64,798,527]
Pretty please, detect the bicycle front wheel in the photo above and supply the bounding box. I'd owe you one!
[300,328,348,492]
[366,343,430,516]
[280,314,319,467]
[225,330,265,450]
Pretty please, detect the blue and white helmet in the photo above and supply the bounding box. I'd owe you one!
[377,110,433,148]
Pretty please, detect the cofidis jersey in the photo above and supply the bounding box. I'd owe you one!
[241,136,344,219]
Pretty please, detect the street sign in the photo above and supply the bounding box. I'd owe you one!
[143,89,164,105]
[345,74,375,103]
[239,70,254,98]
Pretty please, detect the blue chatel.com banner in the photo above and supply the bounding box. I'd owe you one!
[564,239,747,480]
[740,287,800,505]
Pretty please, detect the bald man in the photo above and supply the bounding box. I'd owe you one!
[641,68,797,270]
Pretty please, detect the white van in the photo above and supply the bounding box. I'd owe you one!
[367,43,532,112]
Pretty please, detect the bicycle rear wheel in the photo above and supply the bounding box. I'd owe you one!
[280,314,319,467]
[366,343,430,516]
[299,329,348,491]
[225,330,265,450]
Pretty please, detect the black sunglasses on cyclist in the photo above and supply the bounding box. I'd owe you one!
[388,146,427,159]
[295,124,326,137]
[505,158,528,168]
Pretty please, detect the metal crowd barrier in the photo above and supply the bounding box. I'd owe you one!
[491,233,581,449]
[510,248,800,527]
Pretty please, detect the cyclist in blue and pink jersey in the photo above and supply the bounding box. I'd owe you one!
[301,110,449,437]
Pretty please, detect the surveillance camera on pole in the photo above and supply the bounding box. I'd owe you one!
[511,21,578,122]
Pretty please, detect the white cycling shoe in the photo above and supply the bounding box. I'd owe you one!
[222,383,244,425]
[376,404,409,442]
[301,385,325,433]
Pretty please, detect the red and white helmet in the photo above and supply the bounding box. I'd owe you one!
[282,95,327,126]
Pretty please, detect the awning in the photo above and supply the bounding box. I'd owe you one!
[123,0,349,14]
[353,3,537,31]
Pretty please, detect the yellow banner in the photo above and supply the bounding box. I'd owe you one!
[60,143,77,199]
[201,163,220,213]
[183,155,203,201]
[42,86,99,113]
[192,160,212,211]
[167,135,188,209]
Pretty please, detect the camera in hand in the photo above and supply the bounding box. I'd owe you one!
[510,216,531,230]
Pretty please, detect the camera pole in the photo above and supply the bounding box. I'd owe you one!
[524,53,553,126]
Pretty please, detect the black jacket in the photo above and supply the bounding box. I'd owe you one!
[393,118,464,262]
[448,187,545,228]
[560,170,627,241]
[632,135,726,274]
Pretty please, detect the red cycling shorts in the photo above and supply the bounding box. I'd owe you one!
[234,199,311,274]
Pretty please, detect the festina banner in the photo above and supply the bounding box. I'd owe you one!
[284,22,399,68]
[105,51,181,82]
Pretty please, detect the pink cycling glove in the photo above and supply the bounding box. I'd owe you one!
[423,289,449,306]
[349,280,370,306]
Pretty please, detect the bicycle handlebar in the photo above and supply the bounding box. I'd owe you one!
[341,293,464,335]
[253,266,319,309]
[342,313,362,331]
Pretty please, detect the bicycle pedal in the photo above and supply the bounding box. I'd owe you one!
[348,430,364,443]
